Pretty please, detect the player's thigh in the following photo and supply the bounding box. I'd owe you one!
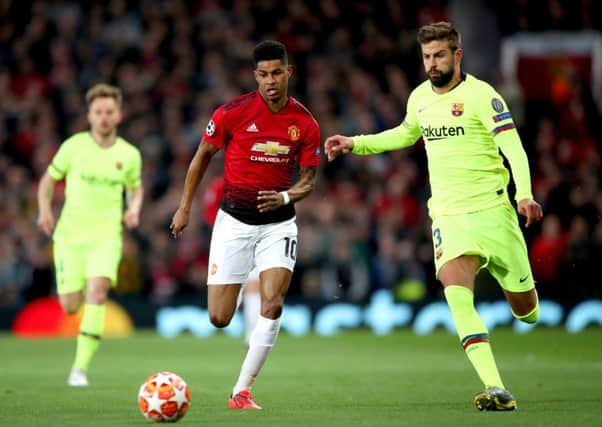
[254,217,298,274]
[85,238,122,287]
[53,239,86,296]
[438,255,482,289]
[479,203,535,294]
[207,284,242,326]
[207,209,255,285]
[431,214,487,283]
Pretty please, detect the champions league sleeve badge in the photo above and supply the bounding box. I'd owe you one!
[491,98,504,113]
[205,119,216,136]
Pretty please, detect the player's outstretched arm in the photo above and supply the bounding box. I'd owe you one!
[517,198,543,228]
[257,166,317,213]
[170,141,219,238]
[36,171,57,237]
[124,185,144,229]
[324,135,354,161]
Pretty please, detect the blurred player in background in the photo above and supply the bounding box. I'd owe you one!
[325,22,543,411]
[170,40,320,410]
[37,83,143,386]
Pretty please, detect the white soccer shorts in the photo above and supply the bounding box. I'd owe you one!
[207,209,298,285]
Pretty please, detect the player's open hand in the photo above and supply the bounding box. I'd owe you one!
[36,211,55,237]
[517,198,543,228]
[324,135,354,161]
[124,208,140,230]
[257,190,286,213]
[170,207,190,238]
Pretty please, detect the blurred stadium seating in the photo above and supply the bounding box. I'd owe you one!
[0,1,600,329]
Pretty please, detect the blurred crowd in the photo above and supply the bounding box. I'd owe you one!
[0,0,601,310]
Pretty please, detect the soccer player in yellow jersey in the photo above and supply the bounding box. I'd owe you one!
[37,84,143,386]
[325,22,543,411]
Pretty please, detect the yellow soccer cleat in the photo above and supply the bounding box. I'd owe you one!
[474,386,517,411]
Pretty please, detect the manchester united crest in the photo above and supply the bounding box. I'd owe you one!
[451,103,464,117]
[288,125,300,141]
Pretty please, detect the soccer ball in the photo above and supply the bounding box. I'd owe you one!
[138,372,191,422]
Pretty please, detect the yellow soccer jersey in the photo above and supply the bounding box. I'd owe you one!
[353,73,533,216]
[48,131,142,243]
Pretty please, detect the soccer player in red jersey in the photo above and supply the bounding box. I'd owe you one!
[170,40,320,410]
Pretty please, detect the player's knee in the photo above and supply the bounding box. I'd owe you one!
[209,313,232,328]
[59,295,83,314]
[261,299,283,319]
[86,292,108,305]
[63,304,80,315]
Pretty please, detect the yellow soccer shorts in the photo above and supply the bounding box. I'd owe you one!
[430,201,535,292]
[53,238,122,294]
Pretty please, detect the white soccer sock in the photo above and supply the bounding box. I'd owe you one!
[243,292,261,344]
[233,315,281,395]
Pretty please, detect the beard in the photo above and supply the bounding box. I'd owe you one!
[428,67,454,87]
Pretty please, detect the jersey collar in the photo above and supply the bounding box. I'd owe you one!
[257,90,291,114]
[446,71,467,93]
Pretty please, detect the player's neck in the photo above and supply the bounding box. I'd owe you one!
[260,92,289,113]
[90,130,117,148]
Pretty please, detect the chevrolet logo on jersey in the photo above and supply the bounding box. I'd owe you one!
[251,141,290,156]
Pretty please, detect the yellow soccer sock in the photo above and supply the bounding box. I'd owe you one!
[73,304,105,371]
[444,285,504,389]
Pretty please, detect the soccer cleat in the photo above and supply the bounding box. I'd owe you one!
[474,386,517,411]
[67,369,89,387]
[228,390,262,410]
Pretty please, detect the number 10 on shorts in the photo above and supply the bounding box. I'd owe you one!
[284,237,296,260]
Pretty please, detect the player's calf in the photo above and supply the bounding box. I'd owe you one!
[59,292,84,314]
[512,303,539,324]
[505,288,539,324]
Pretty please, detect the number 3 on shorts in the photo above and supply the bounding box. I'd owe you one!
[284,237,297,260]
[433,228,442,248]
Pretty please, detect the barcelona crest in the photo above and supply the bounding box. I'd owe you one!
[451,103,464,117]
[288,125,300,141]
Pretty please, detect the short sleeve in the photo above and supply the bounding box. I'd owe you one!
[202,107,227,149]
[298,120,321,167]
[48,138,75,180]
[125,149,142,189]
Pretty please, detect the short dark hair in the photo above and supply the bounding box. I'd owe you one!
[253,40,288,67]
[417,22,461,51]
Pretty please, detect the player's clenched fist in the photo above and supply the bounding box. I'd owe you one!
[324,135,355,161]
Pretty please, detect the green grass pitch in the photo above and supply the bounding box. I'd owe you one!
[1,328,601,426]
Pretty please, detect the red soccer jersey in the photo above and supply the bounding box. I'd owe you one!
[203,91,321,224]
